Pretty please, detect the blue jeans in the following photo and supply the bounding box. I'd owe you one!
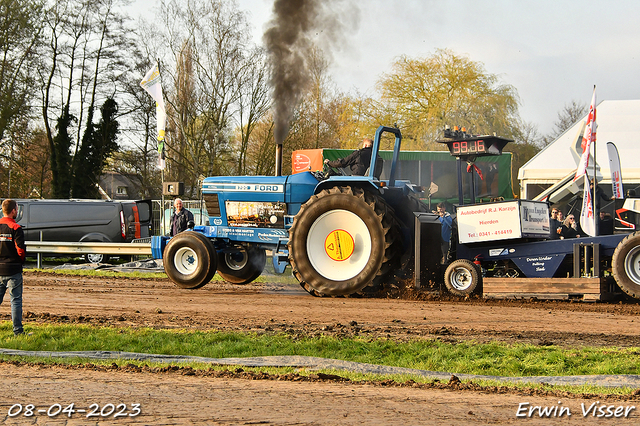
[0,273,23,335]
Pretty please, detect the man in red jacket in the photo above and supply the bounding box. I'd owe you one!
[0,199,26,335]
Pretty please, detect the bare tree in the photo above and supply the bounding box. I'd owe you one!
[247,118,275,176]
[0,0,43,143]
[153,0,266,193]
[0,0,45,197]
[115,54,163,198]
[40,0,135,198]
[254,46,352,174]
[542,100,588,145]
[234,46,271,175]
[0,120,51,198]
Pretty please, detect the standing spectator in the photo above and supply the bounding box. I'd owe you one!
[598,211,614,235]
[590,179,614,212]
[0,199,26,335]
[561,215,580,239]
[435,202,453,263]
[484,163,498,196]
[170,198,195,236]
[549,207,562,240]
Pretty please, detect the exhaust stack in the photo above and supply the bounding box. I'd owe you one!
[275,143,283,176]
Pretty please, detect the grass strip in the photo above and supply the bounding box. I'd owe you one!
[26,268,166,279]
[1,323,639,379]
[24,268,292,283]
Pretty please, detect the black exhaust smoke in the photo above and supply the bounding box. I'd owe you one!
[264,0,360,146]
[264,0,317,146]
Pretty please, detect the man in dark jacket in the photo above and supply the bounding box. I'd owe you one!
[549,207,562,240]
[0,199,26,335]
[324,138,378,176]
[170,198,195,236]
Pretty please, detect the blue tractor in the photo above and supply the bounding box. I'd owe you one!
[151,126,433,296]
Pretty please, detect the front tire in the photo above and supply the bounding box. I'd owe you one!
[163,232,217,289]
[288,186,400,296]
[217,245,266,284]
[444,259,481,296]
[612,232,640,299]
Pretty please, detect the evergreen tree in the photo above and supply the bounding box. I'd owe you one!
[51,109,75,198]
[71,98,119,198]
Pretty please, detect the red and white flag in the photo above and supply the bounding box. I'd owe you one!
[574,87,597,181]
[580,174,596,237]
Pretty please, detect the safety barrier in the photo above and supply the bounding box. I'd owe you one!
[25,241,152,268]
[25,241,152,255]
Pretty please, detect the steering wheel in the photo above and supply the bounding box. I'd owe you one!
[323,162,347,177]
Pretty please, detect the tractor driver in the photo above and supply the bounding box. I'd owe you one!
[324,138,377,176]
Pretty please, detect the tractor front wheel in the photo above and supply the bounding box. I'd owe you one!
[163,232,217,289]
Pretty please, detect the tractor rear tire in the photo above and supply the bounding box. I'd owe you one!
[163,232,217,289]
[288,186,401,296]
[217,245,266,284]
[444,259,481,296]
[612,232,640,299]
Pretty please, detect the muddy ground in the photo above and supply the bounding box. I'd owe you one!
[0,271,640,424]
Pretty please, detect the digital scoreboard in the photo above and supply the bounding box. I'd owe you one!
[437,134,512,158]
[438,128,512,205]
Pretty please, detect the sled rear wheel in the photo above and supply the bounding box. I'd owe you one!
[444,259,481,296]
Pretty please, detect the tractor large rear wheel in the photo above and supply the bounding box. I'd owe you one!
[217,245,266,284]
[163,232,217,289]
[288,186,401,296]
[612,232,640,299]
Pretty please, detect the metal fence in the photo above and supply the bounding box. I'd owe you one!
[151,199,207,236]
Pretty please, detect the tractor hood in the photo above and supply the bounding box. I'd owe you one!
[202,172,319,205]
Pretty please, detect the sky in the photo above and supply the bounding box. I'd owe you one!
[131,0,640,137]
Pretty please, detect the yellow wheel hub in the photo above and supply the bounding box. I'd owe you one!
[324,229,355,261]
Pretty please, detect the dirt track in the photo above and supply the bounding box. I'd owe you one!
[1,271,639,424]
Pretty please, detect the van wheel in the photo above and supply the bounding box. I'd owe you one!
[217,246,266,284]
[85,253,110,264]
[163,232,217,289]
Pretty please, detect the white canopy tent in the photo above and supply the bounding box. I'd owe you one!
[519,100,640,200]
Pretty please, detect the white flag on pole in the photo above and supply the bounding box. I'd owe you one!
[580,174,596,237]
[574,87,597,181]
[140,63,167,169]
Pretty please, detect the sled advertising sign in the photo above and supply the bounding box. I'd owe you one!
[457,200,550,244]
